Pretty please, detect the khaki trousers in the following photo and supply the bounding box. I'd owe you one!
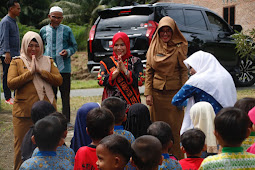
[13,116,33,170]
[150,89,184,160]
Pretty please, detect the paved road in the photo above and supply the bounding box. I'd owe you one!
[1,85,254,100]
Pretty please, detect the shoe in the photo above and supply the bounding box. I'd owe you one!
[5,98,14,105]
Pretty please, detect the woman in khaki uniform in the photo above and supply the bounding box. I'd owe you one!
[7,31,63,170]
[144,16,188,159]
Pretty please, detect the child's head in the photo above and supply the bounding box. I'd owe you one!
[31,101,56,124]
[32,115,63,151]
[234,97,255,114]
[180,129,206,156]
[234,97,255,128]
[96,134,131,170]
[214,107,251,146]
[86,107,115,141]
[147,121,174,153]
[101,97,126,124]
[126,103,151,138]
[50,112,68,138]
[131,135,162,170]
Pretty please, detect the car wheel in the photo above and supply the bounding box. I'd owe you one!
[234,58,255,87]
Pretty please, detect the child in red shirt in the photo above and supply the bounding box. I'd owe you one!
[74,107,115,170]
[179,129,206,170]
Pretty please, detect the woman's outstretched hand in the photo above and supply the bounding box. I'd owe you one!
[146,95,153,106]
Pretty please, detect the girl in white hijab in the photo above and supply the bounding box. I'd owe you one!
[190,102,218,156]
[172,51,237,134]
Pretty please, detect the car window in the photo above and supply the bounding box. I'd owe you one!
[166,9,185,26]
[185,9,207,30]
[205,11,231,32]
[97,15,150,31]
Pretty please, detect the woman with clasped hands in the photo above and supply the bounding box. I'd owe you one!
[144,16,188,160]
[98,32,144,111]
[7,31,63,169]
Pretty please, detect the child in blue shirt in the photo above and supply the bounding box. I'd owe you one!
[20,115,73,169]
[32,112,75,166]
[147,121,182,170]
[101,97,135,144]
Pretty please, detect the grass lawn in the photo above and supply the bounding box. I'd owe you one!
[71,79,100,89]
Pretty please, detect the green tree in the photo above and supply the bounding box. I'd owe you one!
[0,0,8,18]
[19,0,51,28]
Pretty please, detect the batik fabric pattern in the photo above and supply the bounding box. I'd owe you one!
[33,144,75,166]
[114,125,135,144]
[20,151,73,170]
[242,132,255,151]
[199,147,255,170]
[158,153,182,170]
[98,56,144,110]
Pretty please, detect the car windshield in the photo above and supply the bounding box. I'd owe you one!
[97,15,150,31]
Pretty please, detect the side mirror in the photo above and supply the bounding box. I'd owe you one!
[233,24,242,32]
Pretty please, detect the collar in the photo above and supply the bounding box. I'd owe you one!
[37,151,57,156]
[162,153,170,159]
[87,144,97,149]
[7,15,16,21]
[49,23,61,29]
[222,147,243,153]
[187,156,201,158]
[250,131,255,136]
[114,125,124,130]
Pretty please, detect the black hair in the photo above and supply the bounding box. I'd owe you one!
[7,0,19,10]
[98,134,131,165]
[31,38,38,43]
[181,129,205,155]
[215,107,250,145]
[50,112,68,132]
[234,97,255,114]
[234,97,255,127]
[31,101,56,124]
[86,107,115,140]
[33,116,62,151]
[147,121,174,150]
[101,97,126,124]
[131,135,162,170]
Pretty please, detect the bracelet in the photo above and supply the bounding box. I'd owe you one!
[125,70,128,76]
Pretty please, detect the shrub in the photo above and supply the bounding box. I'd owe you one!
[232,29,255,60]
[68,23,89,51]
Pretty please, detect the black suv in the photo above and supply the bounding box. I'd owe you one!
[87,3,255,86]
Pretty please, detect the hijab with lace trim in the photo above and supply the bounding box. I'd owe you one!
[19,31,55,103]
[190,102,217,153]
[146,16,188,76]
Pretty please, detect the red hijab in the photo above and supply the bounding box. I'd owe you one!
[112,32,132,61]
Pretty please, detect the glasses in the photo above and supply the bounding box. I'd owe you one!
[159,29,172,34]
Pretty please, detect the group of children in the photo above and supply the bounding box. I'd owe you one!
[19,96,255,170]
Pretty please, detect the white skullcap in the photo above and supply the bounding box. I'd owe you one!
[49,6,63,14]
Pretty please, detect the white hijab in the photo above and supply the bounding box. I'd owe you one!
[181,51,237,134]
[190,102,217,153]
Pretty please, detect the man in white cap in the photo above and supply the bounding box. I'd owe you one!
[40,6,77,127]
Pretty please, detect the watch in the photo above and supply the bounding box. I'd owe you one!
[125,70,128,76]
